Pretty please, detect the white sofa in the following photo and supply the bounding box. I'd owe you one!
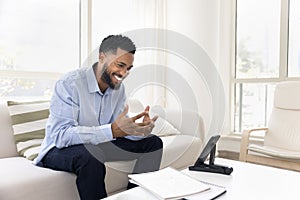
[0,100,204,200]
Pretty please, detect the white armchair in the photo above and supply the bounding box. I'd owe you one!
[239,81,300,171]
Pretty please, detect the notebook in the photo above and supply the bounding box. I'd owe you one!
[128,167,226,200]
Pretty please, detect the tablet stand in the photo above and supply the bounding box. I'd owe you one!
[189,136,233,175]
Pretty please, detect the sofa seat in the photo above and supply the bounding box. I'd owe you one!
[0,157,79,200]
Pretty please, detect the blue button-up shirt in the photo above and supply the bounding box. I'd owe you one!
[34,64,126,164]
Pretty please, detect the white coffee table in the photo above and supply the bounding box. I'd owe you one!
[104,158,300,200]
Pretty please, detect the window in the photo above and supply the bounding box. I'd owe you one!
[234,0,300,132]
[288,0,300,77]
[0,0,80,99]
[236,0,281,79]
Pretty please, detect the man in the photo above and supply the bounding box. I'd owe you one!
[34,35,163,200]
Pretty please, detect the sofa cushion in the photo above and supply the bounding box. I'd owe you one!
[0,157,79,200]
[0,103,18,158]
[151,117,181,137]
[128,115,181,137]
[7,100,50,160]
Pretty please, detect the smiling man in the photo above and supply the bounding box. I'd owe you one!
[33,35,163,200]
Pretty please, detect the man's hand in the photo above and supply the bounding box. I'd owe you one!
[111,105,158,138]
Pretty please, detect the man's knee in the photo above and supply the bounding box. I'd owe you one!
[73,145,106,174]
[148,135,163,151]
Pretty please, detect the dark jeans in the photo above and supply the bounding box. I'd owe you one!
[41,135,163,200]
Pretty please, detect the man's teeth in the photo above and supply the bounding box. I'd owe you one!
[114,75,122,81]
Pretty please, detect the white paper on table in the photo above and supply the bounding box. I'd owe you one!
[128,167,210,200]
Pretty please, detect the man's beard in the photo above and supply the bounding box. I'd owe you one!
[101,63,121,90]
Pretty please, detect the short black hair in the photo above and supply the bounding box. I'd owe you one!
[99,35,136,55]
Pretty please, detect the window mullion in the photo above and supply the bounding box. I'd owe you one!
[79,0,91,67]
[279,0,290,79]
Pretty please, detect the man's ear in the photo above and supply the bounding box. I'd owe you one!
[99,52,105,63]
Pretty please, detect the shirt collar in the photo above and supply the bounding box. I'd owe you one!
[86,62,112,95]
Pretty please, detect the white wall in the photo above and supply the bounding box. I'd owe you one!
[164,0,231,139]
[166,0,219,64]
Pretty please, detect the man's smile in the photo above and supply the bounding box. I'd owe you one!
[113,73,123,81]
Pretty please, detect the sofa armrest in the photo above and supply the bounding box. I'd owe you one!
[0,103,18,158]
[164,109,204,142]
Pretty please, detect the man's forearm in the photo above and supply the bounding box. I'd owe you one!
[51,123,114,148]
